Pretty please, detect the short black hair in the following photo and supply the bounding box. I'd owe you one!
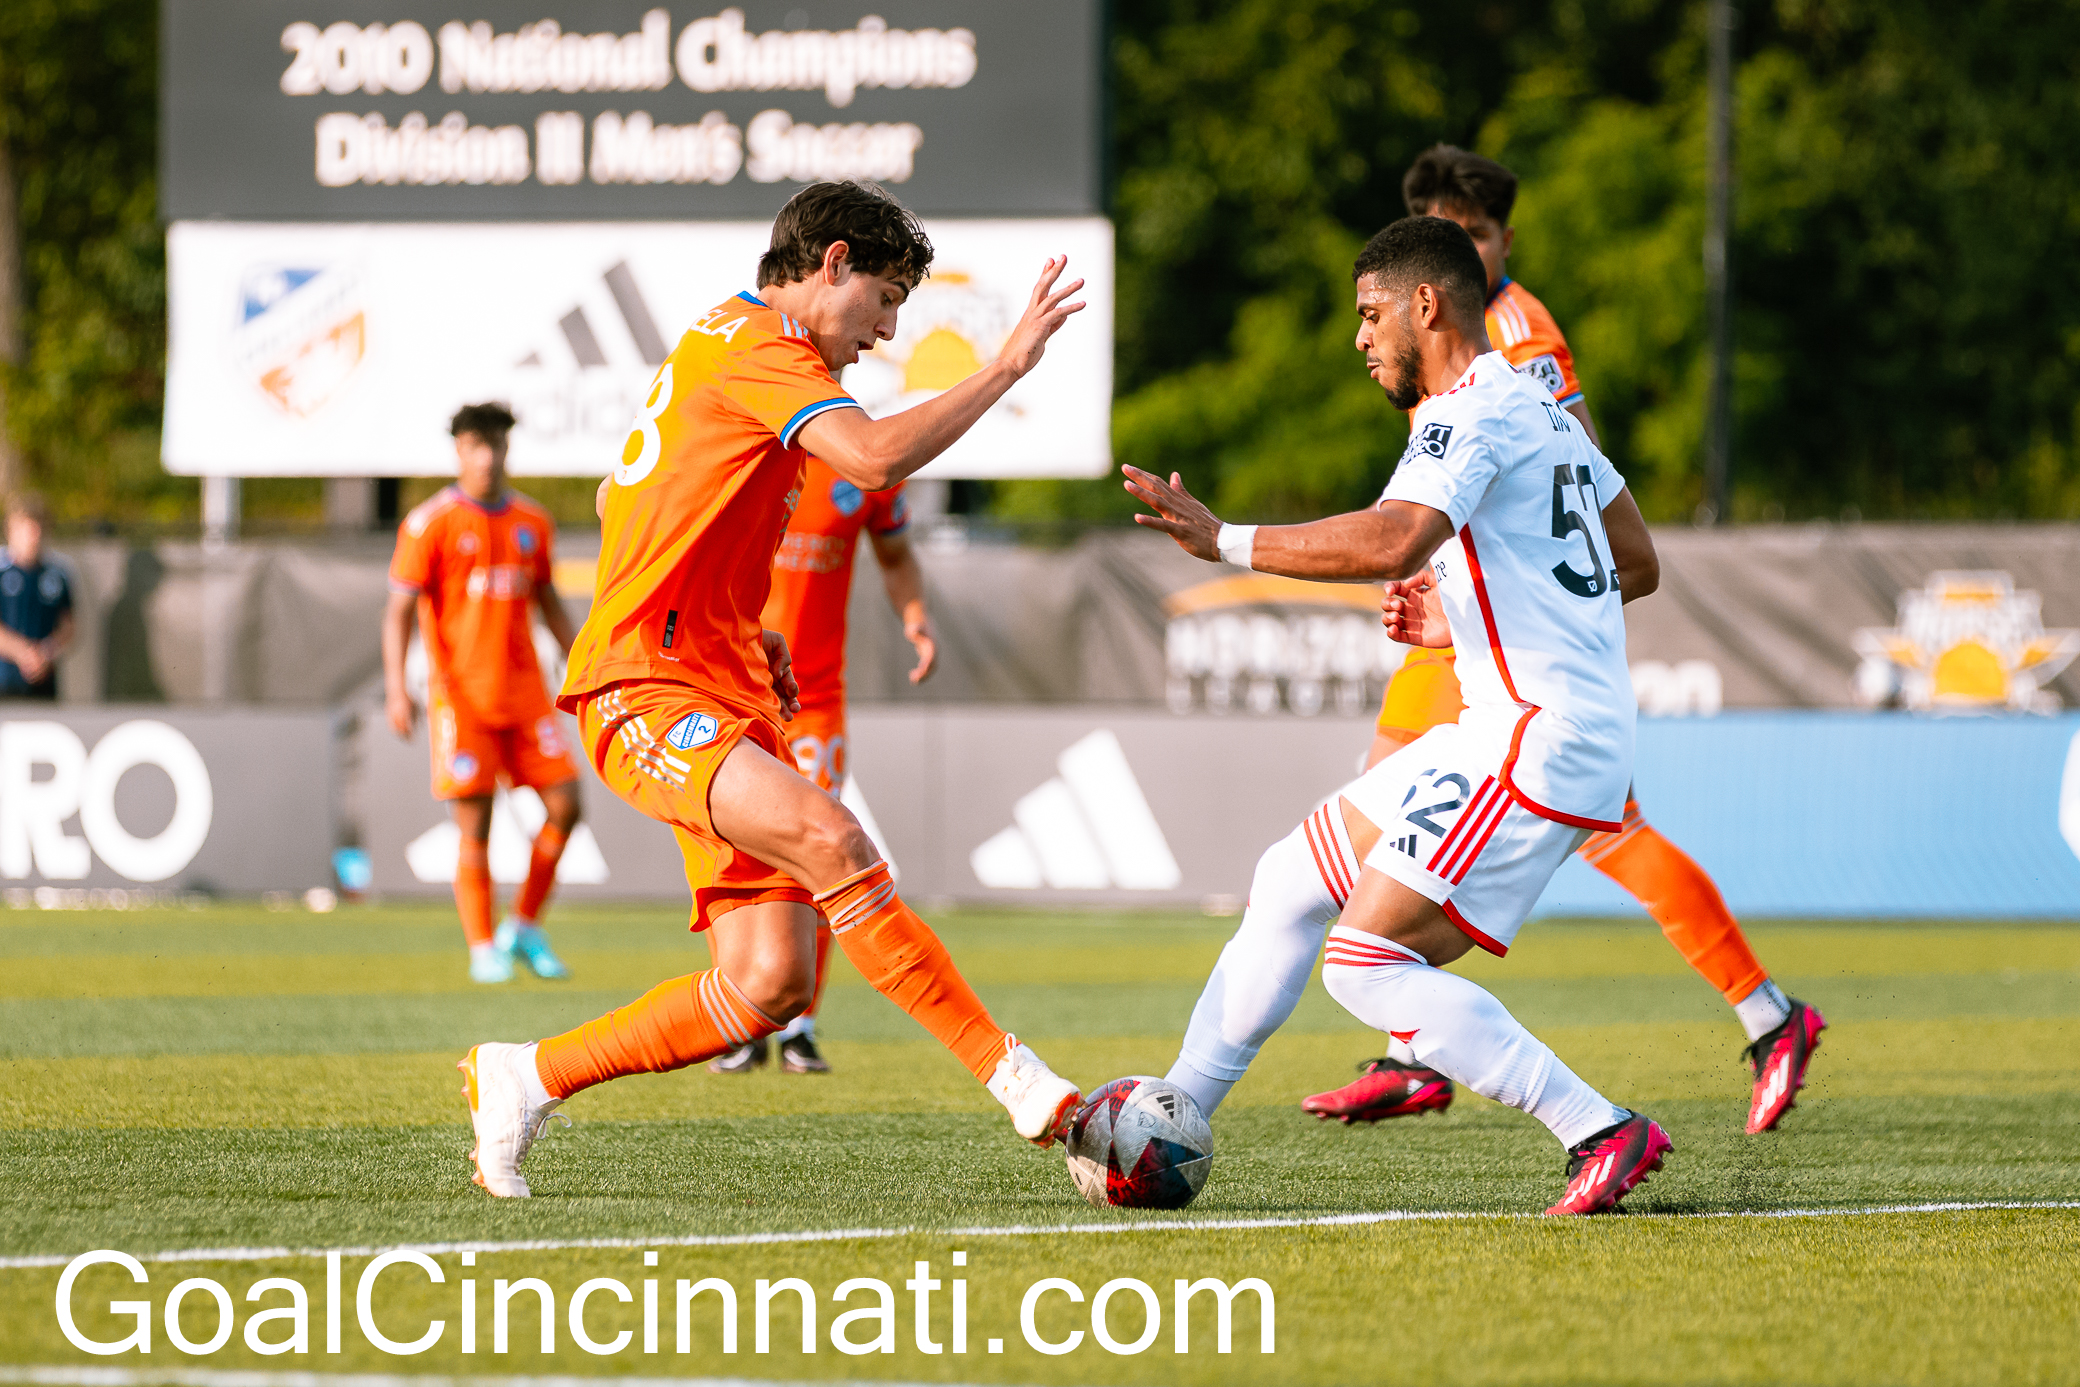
[450,401,516,441]
[757,180,934,290]
[1402,144,1517,224]
[1352,217,1489,322]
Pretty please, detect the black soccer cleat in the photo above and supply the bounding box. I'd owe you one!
[779,1034,831,1073]
[707,1038,768,1074]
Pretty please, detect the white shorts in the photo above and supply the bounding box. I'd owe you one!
[1337,723,1588,956]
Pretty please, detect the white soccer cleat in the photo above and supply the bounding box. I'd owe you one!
[986,1035,1081,1147]
[459,1041,562,1198]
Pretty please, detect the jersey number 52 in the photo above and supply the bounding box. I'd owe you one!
[1550,464,1613,598]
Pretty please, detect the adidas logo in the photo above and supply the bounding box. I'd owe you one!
[970,730,1181,890]
[514,259,668,372]
[1391,834,1418,857]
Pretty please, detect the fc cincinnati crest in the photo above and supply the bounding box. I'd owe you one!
[230,264,367,417]
[665,712,720,751]
[1408,422,1454,460]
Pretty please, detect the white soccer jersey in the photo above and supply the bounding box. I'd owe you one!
[1379,351,1635,829]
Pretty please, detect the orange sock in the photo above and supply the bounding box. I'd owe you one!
[511,823,569,924]
[534,969,778,1099]
[816,863,1004,1082]
[455,838,495,946]
[1580,801,1767,1004]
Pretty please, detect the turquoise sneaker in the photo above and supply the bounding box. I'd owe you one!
[495,916,571,980]
[469,942,514,984]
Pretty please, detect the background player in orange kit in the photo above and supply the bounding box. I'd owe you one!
[1304,148,1824,1135]
[457,182,1087,1198]
[383,403,584,985]
[707,456,935,1075]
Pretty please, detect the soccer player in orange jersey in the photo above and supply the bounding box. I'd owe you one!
[706,458,934,1075]
[1302,148,1824,1135]
[383,403,584,985]
[458,182,1087,1197]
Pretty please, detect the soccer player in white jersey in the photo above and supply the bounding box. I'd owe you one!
[1125,216,1672,1215]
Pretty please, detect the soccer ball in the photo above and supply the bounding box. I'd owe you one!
[1063,1076,1214,1210]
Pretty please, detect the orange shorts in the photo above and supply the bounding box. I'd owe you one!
[428,689,579,800]
[783,703,847,793]
[1376,646,1465,741]
[576,679,815,931]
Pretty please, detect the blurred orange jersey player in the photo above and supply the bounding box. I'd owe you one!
[764,457,934,792]
[455,182,1090,1200]
[1304,147,1822,1137]
[383,402,584,986]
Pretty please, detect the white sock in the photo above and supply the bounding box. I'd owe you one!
[1385,1034,1419,1064]
[471,941,502,963]
[517,1042,555,1109]
[1321,926,1625,1148]
[1165,806,1354,1116]
[776,1013,815,1042]
[1732,977,1791,1041]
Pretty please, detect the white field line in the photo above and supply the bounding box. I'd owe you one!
[0,1372,978,1387]
[1,1200,2076,1272]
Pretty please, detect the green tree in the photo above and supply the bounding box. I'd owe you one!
[0,0,175,524]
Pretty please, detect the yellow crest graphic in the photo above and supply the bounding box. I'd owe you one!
[1852,571,2078,713]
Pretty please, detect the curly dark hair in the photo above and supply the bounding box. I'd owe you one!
[1352,216,1489,322]
[449,401,517,441]
[756,180,934,290]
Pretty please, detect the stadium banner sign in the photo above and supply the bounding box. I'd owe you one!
[354,705,2080,916]
[161,2,1103,221]
[162,217,1113,478]
[0,708,334,892]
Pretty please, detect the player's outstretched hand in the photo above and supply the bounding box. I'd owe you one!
[1122,465,1222,561]
[996,256,1085,380]
[906,615,938,684]
[1382,568,1452,648]
[760,629,802,722]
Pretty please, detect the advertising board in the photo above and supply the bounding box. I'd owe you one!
[163,217,1113,476]
[0,709,335,892]
[162,1,1103,220]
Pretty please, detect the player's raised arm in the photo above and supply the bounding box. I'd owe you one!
[1123,465,1455,582]
[792,255,1084,491]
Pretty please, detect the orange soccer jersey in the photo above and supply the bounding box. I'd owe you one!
[390,487,558,724]
[560,292,858,723]
[762,456,910,717]
[1486,277,1584,408]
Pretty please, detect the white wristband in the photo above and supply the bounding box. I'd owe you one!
[1215,523,1258,569]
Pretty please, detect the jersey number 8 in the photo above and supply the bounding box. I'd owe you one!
[617,364,675,487]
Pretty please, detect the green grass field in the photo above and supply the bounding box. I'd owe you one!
[3,901,2078,1386]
